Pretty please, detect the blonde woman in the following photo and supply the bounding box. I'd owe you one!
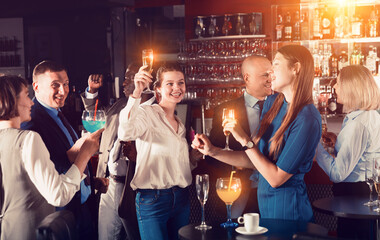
[315,65,380,239]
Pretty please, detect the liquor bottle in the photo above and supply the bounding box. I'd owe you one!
[312,43,321,77]
[284,12,293,41]
[208,15,219,37]
[222,14,232,36]
[275,14,284,41]
[313,8,322,39]
[236,14,245,35]
[330,46,338,78]
[328,88,337,116]
[334,7,346,38]
[366,45,377,75]
[293,11,301,40]
[368,5,379,38]
[350,43,364,65]
[300,12,309,40]
[321,5,333,39]
[338,50,349,71]
[322,43,331,77]
[351,8,364,38]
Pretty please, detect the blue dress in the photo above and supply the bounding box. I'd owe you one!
[257,94,321,222]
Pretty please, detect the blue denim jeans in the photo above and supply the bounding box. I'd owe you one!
[135,186,190,240]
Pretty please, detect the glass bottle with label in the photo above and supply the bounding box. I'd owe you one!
[208,15,219,37]
[300,11,309,40]
[328,88,337,116]
[275,14,284,41]
[293,11,301,40]
[334,7,347,38]
[351,8,364,38]
[321,5,333,39]
[313,8,322,39]
[368,5,379,37]
[222,14,232,36]
[338,50,348,72]
[330,46,338,78]
[284,11,293,41]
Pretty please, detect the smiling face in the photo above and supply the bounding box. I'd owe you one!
[243,57,272,100]
[33,70,69,109]
[271,52,295,94]
[156,71,186,105]
[17,86,34,123]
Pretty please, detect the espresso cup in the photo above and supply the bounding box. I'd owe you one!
[237,213,259,232]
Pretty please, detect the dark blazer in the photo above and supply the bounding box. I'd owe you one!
[21,98,81,210]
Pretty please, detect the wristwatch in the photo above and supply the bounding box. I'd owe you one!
[242,140,255,151]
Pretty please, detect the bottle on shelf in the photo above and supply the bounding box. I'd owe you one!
[368,5,379,38]
[322,43,331,77]
[351,7,364,38]
[222,14,232,36]
[330,45,338,78]
[328,88,337,116]
[195,16,206,38]
[300,11,309,40]
[236,14,246,35]
[313,8,322,40]
[338,50,349,72]
[284,11,293,41]
[293,11,301,40]
[321,5,334,39]
[208,15,219,37]
[275,13,284,41]
[334,7,347,38]
[366,45,378,75]
[350,43,364,65]
[312,42,322,77]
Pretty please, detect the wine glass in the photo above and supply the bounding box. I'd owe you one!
[364,158,376,206]
[373,158,380,212]
[142,48,154,93]
[82,110,106,133]
[222,108,235,151]
[195,174,212,230]
[216,177,242,228]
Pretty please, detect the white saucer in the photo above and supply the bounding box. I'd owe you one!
[235,226,268,235]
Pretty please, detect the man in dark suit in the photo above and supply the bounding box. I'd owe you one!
[202,55,272,219]
[81,63,154,240]
[21,60,95,239]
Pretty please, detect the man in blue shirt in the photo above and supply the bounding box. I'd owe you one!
[21,60,95,239]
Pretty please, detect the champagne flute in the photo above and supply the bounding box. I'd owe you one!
[364,158,375,206]
[195,174,212,230]
[142,48,154,93]
[373,158,380,212]
[82,110,106,133]
[222,108,235,151]
[216,177,241,228]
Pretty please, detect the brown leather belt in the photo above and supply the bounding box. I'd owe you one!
[110,174,126,184]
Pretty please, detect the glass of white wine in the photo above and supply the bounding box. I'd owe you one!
[222,108,235,151]
[195,174,212,230]
[364,158,375,206]
[142,48,154,93]
[373,158,380,212]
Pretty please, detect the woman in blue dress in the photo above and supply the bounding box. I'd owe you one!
[192,45,321,222]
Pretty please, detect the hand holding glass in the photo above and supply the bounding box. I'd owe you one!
[195,174,212,230]
[216,177,241,228]
[222,108,235,151]
[142,48,154,93]
[82,110,106,133]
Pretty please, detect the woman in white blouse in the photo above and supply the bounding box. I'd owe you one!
[0,75,102,240]
[315,65,380,239]
[118,63,192,240]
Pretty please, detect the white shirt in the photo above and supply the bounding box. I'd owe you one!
[316,110,380,183]
[118,97,192,190]
[22,130,83,206]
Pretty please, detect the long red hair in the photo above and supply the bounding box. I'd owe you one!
[253,45,314,160]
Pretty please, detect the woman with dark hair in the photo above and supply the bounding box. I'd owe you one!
[118,63,196,240]
[315,65,380,239]
[0,75,102,240]
[192,45,321,222]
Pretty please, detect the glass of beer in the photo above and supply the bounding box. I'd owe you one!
[216,177,241,228]
[142,48,154,93]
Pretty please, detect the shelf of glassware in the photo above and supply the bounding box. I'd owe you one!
[189,35,268,41]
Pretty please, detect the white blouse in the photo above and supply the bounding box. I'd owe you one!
[118,97,192,190]
[22,130,83,206]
